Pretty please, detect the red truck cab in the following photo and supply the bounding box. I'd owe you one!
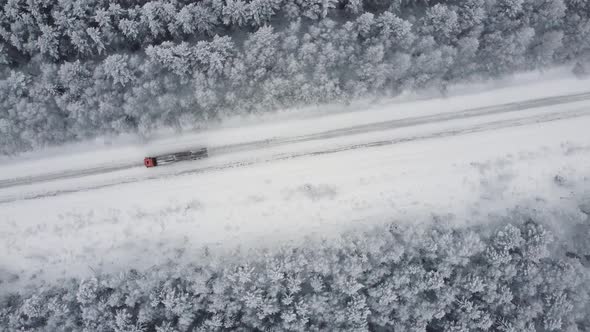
[144,157,157,168]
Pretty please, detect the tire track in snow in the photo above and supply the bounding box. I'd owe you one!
[2,107,590,204]
[2,91,590,190]
[210,91,590,154]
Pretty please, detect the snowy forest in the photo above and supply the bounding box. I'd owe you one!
[2,211,590,331]
[1,0,590,154]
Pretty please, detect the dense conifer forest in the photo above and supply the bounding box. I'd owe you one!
[2,211,590,331]
[1,0,590,154]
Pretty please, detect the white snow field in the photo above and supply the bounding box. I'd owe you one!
[2,74,590,291]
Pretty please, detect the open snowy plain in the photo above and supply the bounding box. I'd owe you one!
[2,74,590,292]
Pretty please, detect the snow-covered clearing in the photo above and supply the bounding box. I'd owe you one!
[1,75,590,292]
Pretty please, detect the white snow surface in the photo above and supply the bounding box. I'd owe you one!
[2,73,590,292]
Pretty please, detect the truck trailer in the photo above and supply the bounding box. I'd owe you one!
[144,148,208,167]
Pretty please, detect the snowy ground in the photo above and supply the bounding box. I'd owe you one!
[2,74,590,292]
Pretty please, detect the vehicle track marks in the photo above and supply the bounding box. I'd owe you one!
[2,91,590,190]
[2,107,589,204]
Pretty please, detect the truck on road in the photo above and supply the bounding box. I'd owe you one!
[144,148,208,167]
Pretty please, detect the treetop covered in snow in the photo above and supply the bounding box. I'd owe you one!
[1,0,590,154]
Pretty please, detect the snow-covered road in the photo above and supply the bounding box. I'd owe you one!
[3,90,590,192]
[2,75,590,291]
[2,88,590,202]
[1,100,590,205]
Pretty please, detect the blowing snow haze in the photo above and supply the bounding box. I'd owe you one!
[1,0,590,331]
